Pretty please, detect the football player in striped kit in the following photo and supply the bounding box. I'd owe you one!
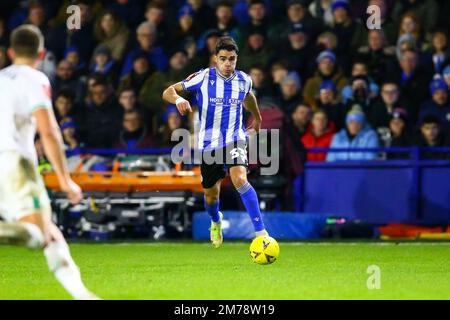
[163,36,269,248]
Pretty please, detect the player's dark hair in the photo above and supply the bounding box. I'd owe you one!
[214,36,239,55]
[10,24,44,58]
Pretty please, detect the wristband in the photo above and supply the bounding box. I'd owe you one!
[175,97,185,105]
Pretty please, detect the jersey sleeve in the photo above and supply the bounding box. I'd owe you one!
[181,69,207,91]
[246,76,253,96]
[25,74,53,114]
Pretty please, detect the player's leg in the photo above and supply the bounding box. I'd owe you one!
[204,179,224,247]
[229,165,268,237]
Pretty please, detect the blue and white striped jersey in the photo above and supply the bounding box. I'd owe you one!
[182,67,253,151]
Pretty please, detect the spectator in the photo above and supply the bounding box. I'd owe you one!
[391,0,439,33]
[119,52,155,96]
[93,10,130,61]
[423,29,450,76]
[118,86,139,112]
[270,61,289,97]
[398,11,424,49]
[301,109,336,161]
[327,106,379,161]
[46,0,96,62]
[114,109,155,149]
[54,89,77,123]
[90,45,119,86]
[316,80,345,129]
[78,78,121,148]
[369,82,404,130]
[214,1,242,46]
[303,50,348,108]
[276,23,314,80]
[386,108,413,159]
[157,105,185,148]
[419,78,450,125]
[356,29,396,84]
[290,104,312,138]
[415,115,449,159]
[249,64,272,99]
[238,27,273,72]
[330,0,357,57]
[51,60,84,102]
[243,0,277,40]
[282,0,324,41]
[185,0,215,33]
[344,75,378,119]
[171,5,201,49]
[392,49,432,123]
[60,119,79,152]
[144,1,169,48]
[341,59,380,104]
[139,49,194,117]
[121,21,168,76]
[443,65,450,89]
[278,71,302,115]
[64,46,87,78]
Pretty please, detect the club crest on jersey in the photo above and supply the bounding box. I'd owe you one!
[239,81,246,93]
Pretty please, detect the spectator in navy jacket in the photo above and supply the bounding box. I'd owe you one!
[419,78,450,126]
[114,109,155,149]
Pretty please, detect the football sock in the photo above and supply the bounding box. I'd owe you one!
[44,240,93,300]
[204,197,220,223]
[0,221,44,249]
[237,182,266,233]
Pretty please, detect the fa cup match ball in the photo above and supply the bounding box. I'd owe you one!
[250,236,279,265]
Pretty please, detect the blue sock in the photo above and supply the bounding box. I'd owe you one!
[237,182,265,232]
[204,197,220,223]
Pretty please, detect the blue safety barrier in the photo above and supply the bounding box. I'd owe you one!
[192,211,328,240]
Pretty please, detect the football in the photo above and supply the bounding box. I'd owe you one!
[249,236,280,265]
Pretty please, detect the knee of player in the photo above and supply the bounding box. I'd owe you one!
[231,174,248,190]
[205,193,219,204]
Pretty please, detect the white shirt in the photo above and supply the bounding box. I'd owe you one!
[0,64,52,165]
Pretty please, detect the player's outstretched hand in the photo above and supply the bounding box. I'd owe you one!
[175,97,192,116]
[60,179,83,205]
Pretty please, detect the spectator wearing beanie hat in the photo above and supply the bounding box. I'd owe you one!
[279,71,303,115]
[330,0,358,58]
[443,65,450,89]
[386,108,413,159]
[419,78,450,125]
[326,105,379,161]
[280,0,324,41]
[303,50,348,108]
[316,79,346,130]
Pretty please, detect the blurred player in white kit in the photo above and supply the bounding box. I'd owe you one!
[0,24,98,300]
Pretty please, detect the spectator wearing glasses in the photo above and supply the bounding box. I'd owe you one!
[369,82,404,129]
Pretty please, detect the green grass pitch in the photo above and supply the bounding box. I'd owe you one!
[1,242,449,300]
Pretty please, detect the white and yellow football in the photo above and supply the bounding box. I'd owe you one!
[249,236,279,265]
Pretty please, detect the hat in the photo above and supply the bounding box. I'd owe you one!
[132,50,150,63]
[352,75,370,88]
[346,106,366,125]
[60,120,77,131]
[429,78,448,95]
[162,104,181,122]
[177,4,194,19]
[320,79,336,92]
[390,108,409,122]
[247,25,266,37]
[331,0,350,13]
[443,65,450,77]
[289,23,309,35]
[287,0,307,8]
[93,44,111,58]
[203,28,222,40]
[316,50,336,64]
[281,71,301,90]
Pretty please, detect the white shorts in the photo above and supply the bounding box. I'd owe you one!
[0,151,51,222]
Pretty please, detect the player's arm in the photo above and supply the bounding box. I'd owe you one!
[34,108,82,204]
[243,91,262,133]
[162,82,192,116]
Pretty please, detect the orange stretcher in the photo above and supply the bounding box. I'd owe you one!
[43,158,204,193]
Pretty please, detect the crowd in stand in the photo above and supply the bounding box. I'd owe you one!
[1,0,450,163]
